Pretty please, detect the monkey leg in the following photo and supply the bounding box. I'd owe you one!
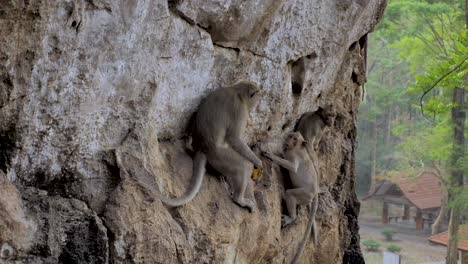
[207,146,256,212]
[231,161,256,213]
[227,136,263,169]
[282,188,312,227]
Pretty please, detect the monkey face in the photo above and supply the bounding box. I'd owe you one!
[285,132,305,150]
[237,81,261,109]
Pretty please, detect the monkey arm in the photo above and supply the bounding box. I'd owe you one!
[264,153,298,173]
[228,137,263,168]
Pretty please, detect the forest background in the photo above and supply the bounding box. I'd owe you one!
[356,0,467,262]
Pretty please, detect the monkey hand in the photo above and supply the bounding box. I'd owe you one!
[262,151,274,161]
[253,156,263,169]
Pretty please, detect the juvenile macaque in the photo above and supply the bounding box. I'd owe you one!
[0,242,15,260]
[160,81,263,212]
[295,108,334,150]
[262,132,318,263]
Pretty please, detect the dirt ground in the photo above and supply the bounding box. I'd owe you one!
[359,202,447,264]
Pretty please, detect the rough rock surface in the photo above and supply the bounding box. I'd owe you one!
[0,0,386,263]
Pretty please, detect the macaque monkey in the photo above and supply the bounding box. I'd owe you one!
[160,81,263,212]
[262,132,318,264]
[295,109,334,169]
[0,242,15,260]
[295,108,334,150]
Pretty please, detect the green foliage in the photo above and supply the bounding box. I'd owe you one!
[409,32,468,117]
[387,244,402,253]
[393,117,452,168]
[381,228,396,241]
[363,240,382,251]
[450,184,468,210]
[356,0,467,200]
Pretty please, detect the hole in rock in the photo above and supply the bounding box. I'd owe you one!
[306,52,318,59]
[290,57,305,97]
[291,82,303,95]
[351,72,359,84]
[359,34,367,49]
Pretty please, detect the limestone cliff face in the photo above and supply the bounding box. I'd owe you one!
[0,1,386,263]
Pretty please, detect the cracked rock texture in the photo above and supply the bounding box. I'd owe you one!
[0,0,386,263]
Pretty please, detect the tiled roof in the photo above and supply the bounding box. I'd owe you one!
[375,181,394,196]
[396,171,442,210]
[362,171,467,210]
[428,224,468,252]
[362,180,398,200]
[362,181,382,200]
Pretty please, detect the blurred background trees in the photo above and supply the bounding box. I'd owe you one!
[356,0,467,262]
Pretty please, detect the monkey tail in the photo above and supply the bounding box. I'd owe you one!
[160,151,207,207]
[291,197,318,264]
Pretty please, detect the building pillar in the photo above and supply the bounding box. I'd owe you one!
[462,251,468,264]
[403,204,410,220]
[382,202,389,224]
[415,209,423,230]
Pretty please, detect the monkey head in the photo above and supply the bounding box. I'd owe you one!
[317,106,336,127]
[285,132,307,151]
[0,242,15,260]
[232,81,262,110]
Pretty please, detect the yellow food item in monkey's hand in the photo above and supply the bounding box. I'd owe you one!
[251,168,264,182]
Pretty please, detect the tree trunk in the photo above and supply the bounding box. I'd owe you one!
[383,110,390,145]
[446,86,466,264]
[432,165,448,235]
[369,118,378,193]
[432,187,448,235]
[446,4,468,263]
[466,0,468,27]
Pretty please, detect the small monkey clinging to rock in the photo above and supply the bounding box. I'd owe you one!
[160,81,263,212]
[262,132,319,264]
[295,108,335,150]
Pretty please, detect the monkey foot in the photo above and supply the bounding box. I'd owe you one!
[233,197,256,213]
[281,215,295,228]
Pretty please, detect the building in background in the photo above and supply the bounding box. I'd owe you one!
[428,225,468,264]
[363,171,442,230]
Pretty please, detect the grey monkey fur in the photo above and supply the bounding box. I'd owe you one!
[160,81,263,212]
